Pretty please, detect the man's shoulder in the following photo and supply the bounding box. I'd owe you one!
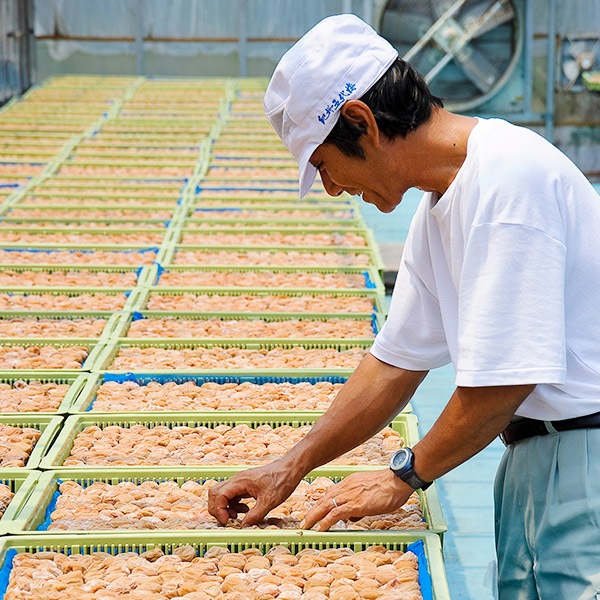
[476,118,565,169]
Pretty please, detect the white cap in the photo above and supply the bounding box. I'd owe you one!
[264,14,398,198]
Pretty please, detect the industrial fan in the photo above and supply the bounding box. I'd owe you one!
[561,36,599,91]
[376,0,523,112]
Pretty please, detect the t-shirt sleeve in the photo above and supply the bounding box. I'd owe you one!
[455,221,567,386]
[370,207,451,371]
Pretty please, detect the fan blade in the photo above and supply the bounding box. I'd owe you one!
[382,11,433,46]
[462,0,516,38]
[568,41,588,59]
[562,58,581,82]
[425,1,508,89]
[453,45,503,93]
[403,0,470,62]
[431,0,457,18]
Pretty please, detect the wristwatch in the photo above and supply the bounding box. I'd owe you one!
[389,447,432,490]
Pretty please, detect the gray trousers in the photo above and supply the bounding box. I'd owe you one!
[494,427,600,600]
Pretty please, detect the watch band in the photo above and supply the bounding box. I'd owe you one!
[402,470,432,491]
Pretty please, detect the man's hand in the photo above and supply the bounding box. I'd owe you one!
[300,469,413,531]
[208,459,302,526]
[207,357,426,528]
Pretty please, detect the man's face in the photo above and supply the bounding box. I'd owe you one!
[309,142,405,213]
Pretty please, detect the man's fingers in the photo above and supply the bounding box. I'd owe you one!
[225,500,250,521]
[301,495,349,531]
[231,502,250,513]
[300,502,329,530]
[208,480,254,524]
[241,501,272,527]
[211,496,233,525]
[207,462,302,528]
[313,509,346,532]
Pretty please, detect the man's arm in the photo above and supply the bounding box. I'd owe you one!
[411,383,534,481]
[282,353,428,476]
[207,353,428,525]
[301,382,535,531]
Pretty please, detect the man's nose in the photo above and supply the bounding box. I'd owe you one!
[320,171,344,197]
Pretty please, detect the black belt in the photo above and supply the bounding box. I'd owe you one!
[500,410,600,445]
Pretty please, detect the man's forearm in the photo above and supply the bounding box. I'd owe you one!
[281,353,428,477]
[412,384,535,483]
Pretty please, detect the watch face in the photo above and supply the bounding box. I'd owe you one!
[390,448,411,471]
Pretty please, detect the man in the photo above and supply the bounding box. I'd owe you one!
[208,14,600,599]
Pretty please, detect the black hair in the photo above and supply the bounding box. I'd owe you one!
[324,58,444,159]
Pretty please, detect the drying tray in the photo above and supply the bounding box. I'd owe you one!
[23,184,186,195]
[0,131,73,140]
[0,311,124,344]
[0,204,178,219]
[134,286,387,315]
[0,217,173,231]
[13,194,185,208]
[104,116,216,126]
[75,141,205,151]
[0,155,55,164]
[187,201,363,216]
[11,466,446,538]
[61,156,200,167]
[0,246,162,269]
[0,372,89,415]
[205,163,298,172]
[207,159,298,167]
[27,179,187,192]
[0,415,63,470]
[181,218,368,231]
[0,339,106,373]
[0,226,170,245]
[196,186,334,197]
[0,470,40,535]
[186,204,366,221]
[0,124,89,134]
[111,310,383,344]
[38,412,419,471]
[68,371,353,414]
[193,193,358,206]
[0,531,450,600]
[164,245,385,272]
[2,199,182,213]
[144,264,385,293]
[92,338,373,373]
[0,287,143,313]
[201,176,298,185]
[0,264,150,290]
[0,114,98,125]
[172,226,378,248]
[211,136,285,145]
[53,166,199,179]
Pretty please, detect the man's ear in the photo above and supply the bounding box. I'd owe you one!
[340,100,380,147]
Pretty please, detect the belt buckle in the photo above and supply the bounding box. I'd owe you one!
[499,430,510,446]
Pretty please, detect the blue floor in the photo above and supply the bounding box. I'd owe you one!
[412,365,502,600]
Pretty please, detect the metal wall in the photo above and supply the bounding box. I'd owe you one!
[531,0,600,178]
[0,0,34,106]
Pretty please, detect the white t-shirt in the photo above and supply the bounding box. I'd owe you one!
[371,118,600,420]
